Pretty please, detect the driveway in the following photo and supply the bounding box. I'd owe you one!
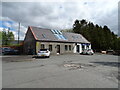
[2,54,119,88]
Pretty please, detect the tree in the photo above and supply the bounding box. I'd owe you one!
[2,28,14,45]
[72,19,119,51]
[73,20,81,33]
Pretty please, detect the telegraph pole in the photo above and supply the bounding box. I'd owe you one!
[7,27,10,45]
[18,22,20,44]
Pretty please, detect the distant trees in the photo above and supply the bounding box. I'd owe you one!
[2,28,14,45]
[72,19,120,51]
[61,29,73,33]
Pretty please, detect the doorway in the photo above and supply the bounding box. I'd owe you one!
[77,45,79,53]
[56,45,60,54]
[82,45,85,51]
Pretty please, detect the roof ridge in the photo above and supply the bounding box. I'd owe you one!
[63,32,82,35]
[29,26,51,30]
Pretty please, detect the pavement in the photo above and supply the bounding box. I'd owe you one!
[2,54,119,88]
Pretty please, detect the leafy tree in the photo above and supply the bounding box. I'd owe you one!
[2,29,14,45]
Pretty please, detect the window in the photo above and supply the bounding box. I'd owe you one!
[69,45,71,51]
[41,44,45,49]
[65,45,68,51]
[42,34,46,38]
[49,45,52,51]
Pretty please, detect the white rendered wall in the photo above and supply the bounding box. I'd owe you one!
[89,44,91,49]
[73,44,77,53]
[84,45,87,49]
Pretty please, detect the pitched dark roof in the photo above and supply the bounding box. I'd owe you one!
[29,26,90,43]
[63,32,90,43]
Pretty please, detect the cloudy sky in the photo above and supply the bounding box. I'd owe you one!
[1,0,119,40]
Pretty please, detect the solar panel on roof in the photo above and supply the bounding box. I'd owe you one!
[54,34,61,39]
[51,29,55,34]
[53,30,58,34]
[54,30,58,34]
[59,35,67,40]
[51,29,67,40]
[42,34,46,38]
[59,35,63,39]
[57,30,62,34]
[62,35,67,40]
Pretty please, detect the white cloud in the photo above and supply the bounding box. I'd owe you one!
[1,17,27,40]
[3,21,12,28]
[0,27,4,31]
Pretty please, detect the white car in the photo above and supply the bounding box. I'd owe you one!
[37,49,50,58]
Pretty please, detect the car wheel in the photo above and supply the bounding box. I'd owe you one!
[90,53,93,55]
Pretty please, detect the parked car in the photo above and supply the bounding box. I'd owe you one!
[113,50,120,56]
[106,50,114,55]
[37,49,50,58]
[0,48,2,55]
[80,49,94,55]
[1,47,19,55]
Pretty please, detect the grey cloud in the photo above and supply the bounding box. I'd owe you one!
[1,1,119,40]
[118,1,120,36]
[96,6,118,34]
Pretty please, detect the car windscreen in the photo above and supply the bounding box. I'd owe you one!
[40,49,47,51]
[3,48,13,51]
[3,48,11,50]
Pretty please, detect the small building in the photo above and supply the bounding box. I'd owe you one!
[24,26,91,55]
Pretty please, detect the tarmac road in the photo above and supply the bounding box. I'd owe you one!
[2,54,119,88]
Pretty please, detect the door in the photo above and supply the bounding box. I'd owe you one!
[82,45,85,51]
[77,45,79,53]
[56,45,60,54]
